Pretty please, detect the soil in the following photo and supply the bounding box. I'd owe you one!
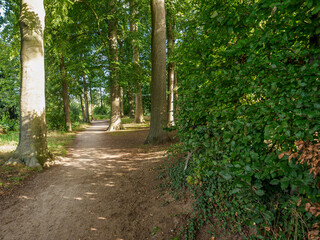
[0,120,192,240]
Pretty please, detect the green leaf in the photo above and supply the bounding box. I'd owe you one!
[211,11,218,18]
[230,188,240,194]
[270,179,279,185]
[255,190,265,196]
[245,166,252,172]
[219,172,232,181]
[312,5,320,14]
[281,180,289,190]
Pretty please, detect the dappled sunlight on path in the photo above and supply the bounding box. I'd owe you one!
[0,120,189,240]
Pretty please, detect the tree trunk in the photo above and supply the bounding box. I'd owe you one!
[83,74,90,123]
[7,0,50,168]
[60,55,72,132]
[99,87,103,109]
[80,94,86,122]
[145,0,169,144]
[134,85,144,123]
[127,88,135,118]
[174,71,179,116]
[107,0,122,131]
[89,85,94,121]
[120,87,124,118]
[129,0,144,123]
[166,4,176,126]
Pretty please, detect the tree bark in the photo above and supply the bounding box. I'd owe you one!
[134,85,144,123]
[80,94,86,122]
[99,87,103,109]
[174,71,179,116]
[60,55,72,132]
[107,0,122,131]
[145,0,169,144]
[127,88,135,118]
[83,74,90,123]
[89,85,94,120]
[129,0,144,123]
[166,4,176,126]
[7,0,50,168]
[120,87,124,118]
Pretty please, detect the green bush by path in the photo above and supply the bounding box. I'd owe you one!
[173,0,320,239]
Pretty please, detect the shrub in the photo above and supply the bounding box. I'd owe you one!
[174,0,320,238]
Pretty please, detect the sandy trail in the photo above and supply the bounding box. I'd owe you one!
[0,121,190,240]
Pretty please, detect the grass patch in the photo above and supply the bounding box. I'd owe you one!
[121,117,135,124]
[107,131,130,136]
[47,131,77,156]
[94,115,108,120]
[0,131,19,146]
[0,164,35,192]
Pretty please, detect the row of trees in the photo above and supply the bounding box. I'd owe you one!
[4,0,319,237]
[0,0,179,167]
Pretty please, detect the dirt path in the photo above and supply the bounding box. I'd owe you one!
[0,121,191,240]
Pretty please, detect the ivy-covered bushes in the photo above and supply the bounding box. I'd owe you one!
[175,0,320,238]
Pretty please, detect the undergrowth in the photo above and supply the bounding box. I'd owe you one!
[165,143,320,240]
[173,0,320,239]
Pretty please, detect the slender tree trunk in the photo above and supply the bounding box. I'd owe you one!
[127,88,135,118]
[89,86,94,120]
[129,1,144,123]
[174,71,179,116]
[80,94,86,122]
[99,87,103,109]
[145,0,169,144]
[120,87,124,118]
[118,38,125,119]
[134,85,144,123]
[107,0,122,131]
[60,55,72,132]
[7,0,50,168]
[83,74,90,123]
[166,4,176,125]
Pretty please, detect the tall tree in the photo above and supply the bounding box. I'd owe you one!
[145,0,169,143]
[60,54,72,131]
[79,93,86,122]
[129,0,144,124]
[120,87,124,118]
[166,0,176,125]
[107,0,122,131]
[83,74,90,123]
[89,84,94,121]
[127,88,135,118]
[7,0,50,168]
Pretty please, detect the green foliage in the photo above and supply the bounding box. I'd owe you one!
[94,105,110,116]
[174,0,320,238]
[0,130,18,145]
[0,115,18,132]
